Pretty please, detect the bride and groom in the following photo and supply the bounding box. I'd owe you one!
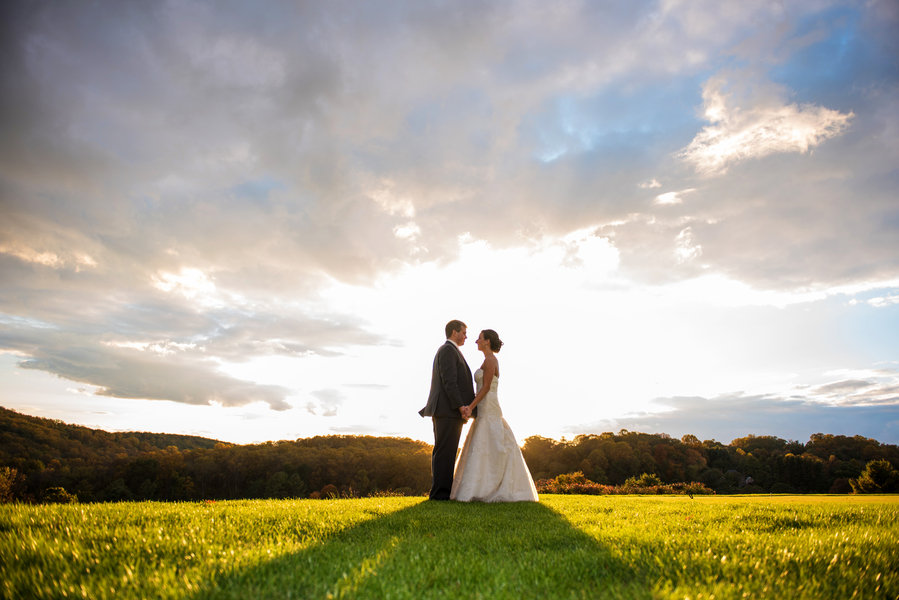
[419,320,538,502]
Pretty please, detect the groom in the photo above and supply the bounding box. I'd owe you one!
[419,319,476,500]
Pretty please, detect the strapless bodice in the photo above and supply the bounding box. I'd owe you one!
[473,368,501,417]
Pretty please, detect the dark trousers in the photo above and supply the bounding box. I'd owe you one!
[429,417,463,500]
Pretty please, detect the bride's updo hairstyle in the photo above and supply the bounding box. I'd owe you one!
[482,329,503,352]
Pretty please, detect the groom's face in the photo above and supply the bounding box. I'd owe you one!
[451,327,467,346]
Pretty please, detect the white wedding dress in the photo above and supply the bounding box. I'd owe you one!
[450,368,539,502]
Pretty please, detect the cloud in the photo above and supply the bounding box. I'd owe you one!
[0,280,380,411]
[575,392,899,444]
[1,0,898,429]
[2,326,292,410]
[653,188,695,206]
[0,241,97,271]
[2,0,895,294]
[866,293,899,308]
[804,371,899,406]
[307,389,344,417]
[679,75,853,175]
[811,379,873,396]
[576,372,899,445]
[674,227,703,264]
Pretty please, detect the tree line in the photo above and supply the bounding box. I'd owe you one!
[1,407,897,502]
[522,430,899,494]
[0,407,430,502]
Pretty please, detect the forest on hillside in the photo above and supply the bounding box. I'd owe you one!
[1,406,897,502]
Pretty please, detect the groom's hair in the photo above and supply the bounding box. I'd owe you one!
[445,320,466,338]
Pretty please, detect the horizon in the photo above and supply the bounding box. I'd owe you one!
[3,404,895,448]
[1,0,898,446]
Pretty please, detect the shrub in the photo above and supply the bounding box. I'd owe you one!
[319,484,339,499]
[537,472,613,495]
[678,481,716,497]
[535,472,714,496]
[0,467,20,503]
[41,487,78,504]
[850,459,899,493]
[625,473,663,487]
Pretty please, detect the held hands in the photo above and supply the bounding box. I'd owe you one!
[460,405,472,421]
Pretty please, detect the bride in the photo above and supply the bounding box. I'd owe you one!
[451,329,539,502]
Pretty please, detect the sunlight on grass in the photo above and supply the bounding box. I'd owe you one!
[1,495,897,599]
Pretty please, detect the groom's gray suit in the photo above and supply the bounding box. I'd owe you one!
[419,340,476,500]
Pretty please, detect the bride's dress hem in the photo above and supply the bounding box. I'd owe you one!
[450,369,538,503]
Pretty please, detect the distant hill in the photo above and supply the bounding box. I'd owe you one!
[0,406,431,502]
[2,406,897,503]
[0,406,224,472]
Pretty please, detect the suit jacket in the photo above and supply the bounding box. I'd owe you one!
[419,341,476,419]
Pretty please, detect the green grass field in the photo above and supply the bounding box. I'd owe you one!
[2,495,897,599]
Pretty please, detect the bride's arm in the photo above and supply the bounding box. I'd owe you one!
[468,358,498,410]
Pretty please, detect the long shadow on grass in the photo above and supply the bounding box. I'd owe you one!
[189,499,647,599]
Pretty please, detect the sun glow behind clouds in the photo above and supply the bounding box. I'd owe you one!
[152,267,216,299]
[2,0,896,446]
[269,230,856,444]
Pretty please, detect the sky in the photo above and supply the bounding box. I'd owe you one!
[1,0,898,447]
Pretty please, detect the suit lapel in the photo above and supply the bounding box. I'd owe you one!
[452,341,472,379]
[447,340,465,362]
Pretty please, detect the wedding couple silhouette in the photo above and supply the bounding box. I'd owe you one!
[419,320,538,502]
